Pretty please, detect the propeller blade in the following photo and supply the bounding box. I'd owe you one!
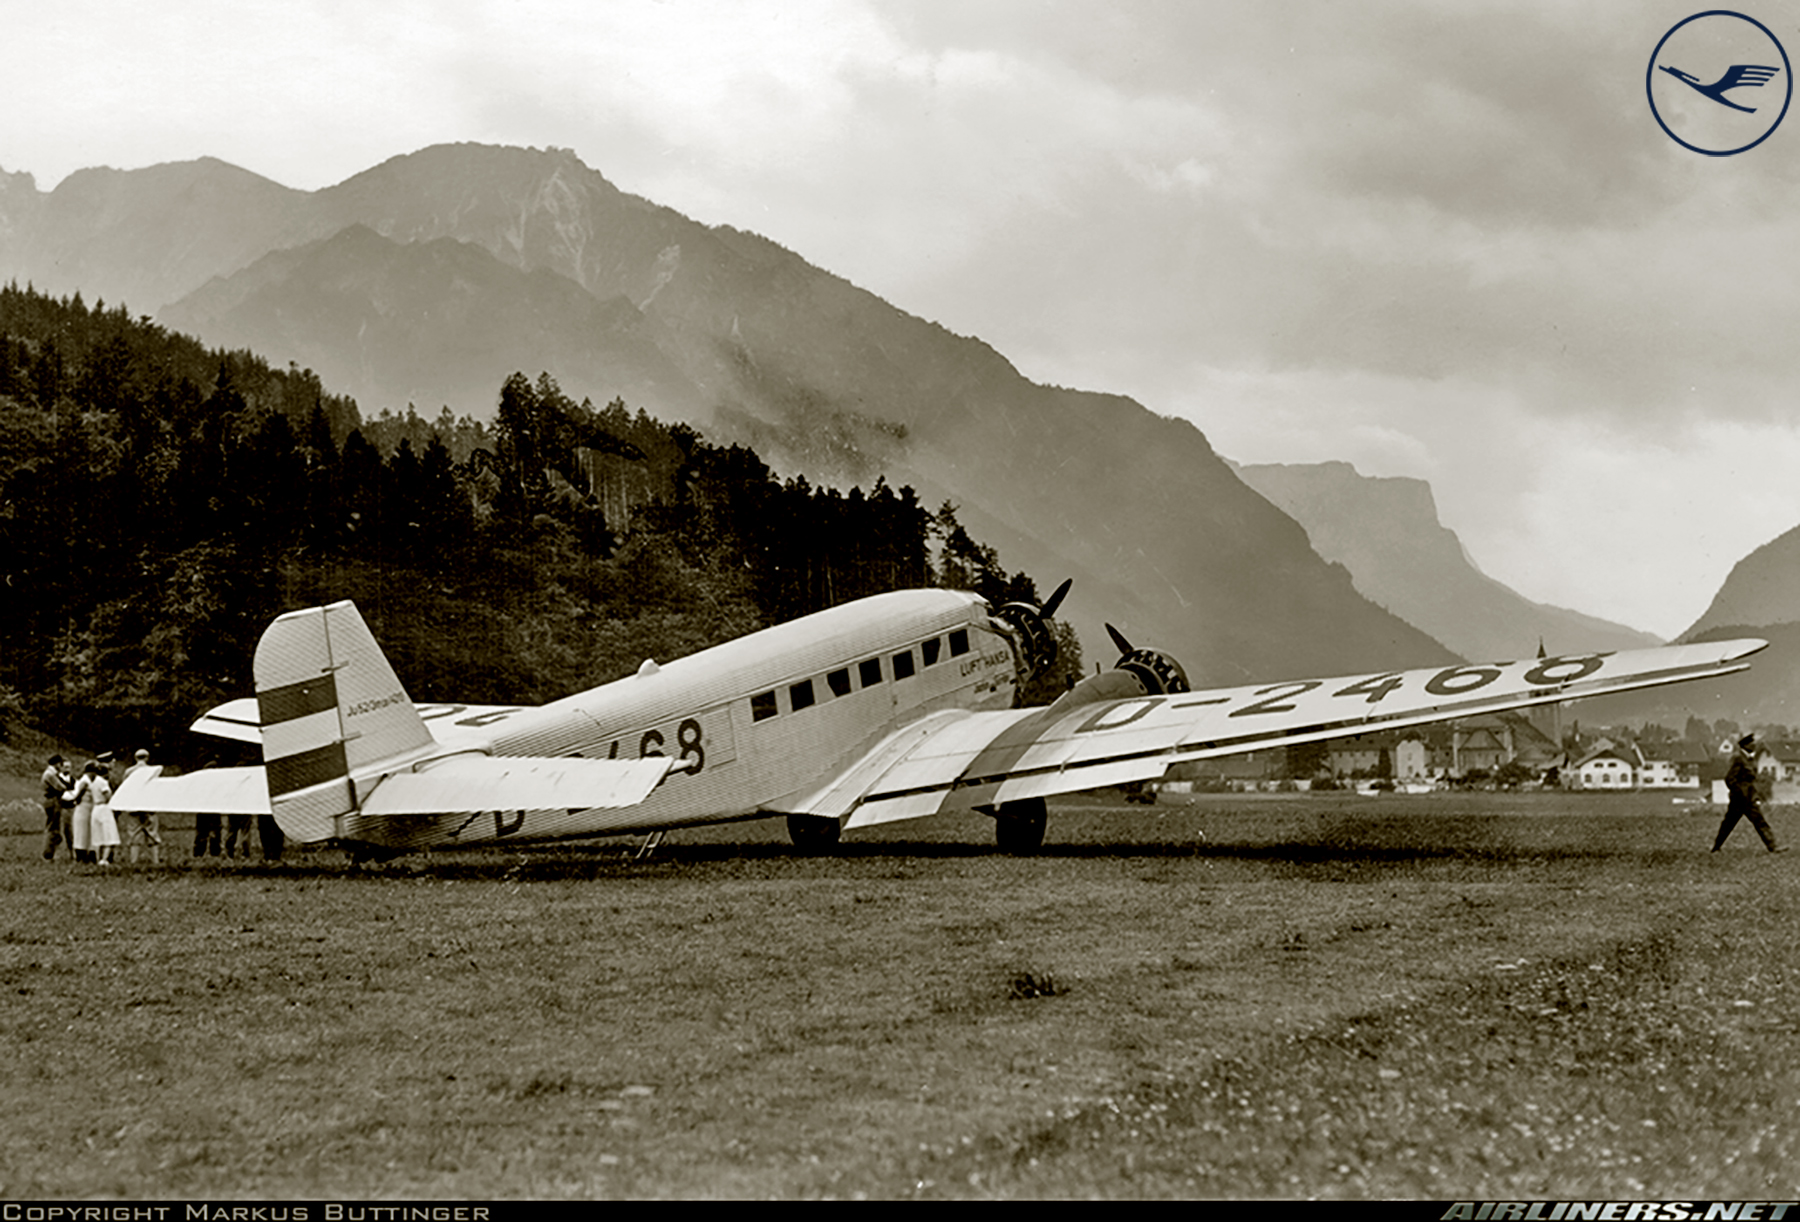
[1040,578,1072,619]
[1106,623,1134,659]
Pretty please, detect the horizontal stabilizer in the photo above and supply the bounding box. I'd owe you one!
[190,698,262,744]
[190,696,537,751]
[112,765,271,816]
[358,754,675,816]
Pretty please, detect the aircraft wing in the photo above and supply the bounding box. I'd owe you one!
[788,638,1768,829]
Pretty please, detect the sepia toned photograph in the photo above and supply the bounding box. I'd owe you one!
[2,1,1798,1202]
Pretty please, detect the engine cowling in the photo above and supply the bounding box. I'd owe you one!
[1049,625,1190,710]
[1115,646,1190,697]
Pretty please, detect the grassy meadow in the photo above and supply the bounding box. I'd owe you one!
[3,790,1799,1199]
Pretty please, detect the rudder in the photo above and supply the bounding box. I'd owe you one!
[254,601,435,842]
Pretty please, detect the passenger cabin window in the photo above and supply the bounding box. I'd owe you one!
[948,629,970,656]
[859,658,883,688]
[751,691,777,722]
[893,650,916,681]
[790,679,816,711]
[827,668,852,698]
[921,638,942,666]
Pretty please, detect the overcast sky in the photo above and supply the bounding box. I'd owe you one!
[7,0,1800,638]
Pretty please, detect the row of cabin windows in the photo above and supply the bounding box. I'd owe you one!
[750,628,972,722]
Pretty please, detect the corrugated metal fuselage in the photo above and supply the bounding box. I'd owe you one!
[341,589,1018,849]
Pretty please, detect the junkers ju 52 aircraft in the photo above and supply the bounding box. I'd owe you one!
[114,580,1766,857]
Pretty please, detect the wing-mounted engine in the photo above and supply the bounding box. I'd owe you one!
[988,577,1072,680]
[1106,623,1190,696]
[1050,622,1191,711]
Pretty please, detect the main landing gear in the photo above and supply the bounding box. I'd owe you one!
[990,797,1047,854]
[786,814,842,854]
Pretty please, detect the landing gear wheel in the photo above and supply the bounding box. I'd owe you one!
[993,798,1047,854]
[786,814,842,854]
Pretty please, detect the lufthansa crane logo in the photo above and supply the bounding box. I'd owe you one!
[1648,11,1791,154]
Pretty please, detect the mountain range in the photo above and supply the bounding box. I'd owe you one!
[1,143,1792,710]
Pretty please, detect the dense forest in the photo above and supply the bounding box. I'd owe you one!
[0,285,1078,762]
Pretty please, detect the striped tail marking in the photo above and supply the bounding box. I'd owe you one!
[254,601,435,842]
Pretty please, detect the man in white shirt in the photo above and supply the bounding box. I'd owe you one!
[119,749,163,866]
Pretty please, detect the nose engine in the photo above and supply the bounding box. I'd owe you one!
[989,577,1072,679]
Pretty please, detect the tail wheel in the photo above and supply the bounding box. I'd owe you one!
[993,798,1047,854]
[786,814,842,854]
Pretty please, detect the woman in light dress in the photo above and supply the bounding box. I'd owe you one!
[76,762,118,866]
[70,763,94,863]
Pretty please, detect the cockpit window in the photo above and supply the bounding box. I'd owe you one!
[948,629,970,657]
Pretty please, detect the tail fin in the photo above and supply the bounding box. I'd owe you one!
[254,601,434,843]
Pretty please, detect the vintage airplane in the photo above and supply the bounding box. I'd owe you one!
[113,581,1767,856]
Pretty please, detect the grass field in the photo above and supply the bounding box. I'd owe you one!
[4,790,1799,1199]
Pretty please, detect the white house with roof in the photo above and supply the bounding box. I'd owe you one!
[1570,740,1641,790]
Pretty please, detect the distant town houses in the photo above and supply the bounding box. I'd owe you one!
[1164,709,1787,797]
[1169,711,1560,791]
[1567,738,1710,791]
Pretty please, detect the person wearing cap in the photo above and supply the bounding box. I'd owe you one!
[119,749,163,866]
[1714,732,1787,853]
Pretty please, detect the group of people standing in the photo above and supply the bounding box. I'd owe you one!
[38,750,280,866]
[41,751,131,865]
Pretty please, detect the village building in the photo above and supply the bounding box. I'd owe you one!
[1416,712,1562,780]
[1636,740,1709,789]
[1571,740,1641,789]
[1323,731,1430,780]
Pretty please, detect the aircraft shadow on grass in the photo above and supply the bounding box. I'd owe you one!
[220,833,1711,885]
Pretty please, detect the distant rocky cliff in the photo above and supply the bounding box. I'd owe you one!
[1236,460,1660,661]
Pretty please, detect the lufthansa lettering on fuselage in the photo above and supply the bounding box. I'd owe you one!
[962,649,1010,677]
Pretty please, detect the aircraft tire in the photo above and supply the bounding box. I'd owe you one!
[786,813,842,854]
[994,797,1047,854]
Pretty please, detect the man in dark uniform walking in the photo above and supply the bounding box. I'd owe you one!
[1714,733,1787,853]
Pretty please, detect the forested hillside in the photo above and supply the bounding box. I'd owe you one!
[0,146,1466,687]
[0,286,1068,763]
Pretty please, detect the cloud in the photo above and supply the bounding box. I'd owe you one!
[5,0,1800,635]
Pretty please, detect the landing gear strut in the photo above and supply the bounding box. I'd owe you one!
[786,814,842,854]
[992,797,1047,854]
